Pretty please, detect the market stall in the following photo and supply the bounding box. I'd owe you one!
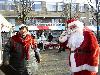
[0,14,12,64]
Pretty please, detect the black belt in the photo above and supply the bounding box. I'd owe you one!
[70,50,91,54]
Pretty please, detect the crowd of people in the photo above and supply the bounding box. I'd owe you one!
[2,18,100,75]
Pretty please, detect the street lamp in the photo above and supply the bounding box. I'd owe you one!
[69,0,72,19]
[14,0,34,24]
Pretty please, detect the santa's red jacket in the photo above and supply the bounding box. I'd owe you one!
[69,29,100,73]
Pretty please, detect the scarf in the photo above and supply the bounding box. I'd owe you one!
[12,32,33,60]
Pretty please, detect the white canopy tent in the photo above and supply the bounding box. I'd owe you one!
[0,14,12,32]
[0,14,12,64]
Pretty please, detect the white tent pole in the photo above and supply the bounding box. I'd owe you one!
[0,14,13,64]
[0,24,2,64]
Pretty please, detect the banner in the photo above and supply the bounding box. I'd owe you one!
[15,26,65,31]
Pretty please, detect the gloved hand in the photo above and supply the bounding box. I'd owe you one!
[3,61,9,65]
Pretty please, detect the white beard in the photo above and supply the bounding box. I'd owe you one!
[67,31,84,51]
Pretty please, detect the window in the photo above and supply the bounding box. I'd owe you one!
[8,0,14,1]
[8,0,14,3]
[32,1,42,11]
[10,4,15,10]
[79,4,85,12]
[0,4,5,10]
[46,2,57,11]
[71,3,77,13]
[57,2,63,11]
[3,3,15,10]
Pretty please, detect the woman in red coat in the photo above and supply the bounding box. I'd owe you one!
[59,18,100,75]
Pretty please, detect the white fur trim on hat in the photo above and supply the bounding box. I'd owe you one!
[19,24,27,28]
[68,20,84,29]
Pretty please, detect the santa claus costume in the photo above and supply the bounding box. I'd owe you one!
[59,18,100,75]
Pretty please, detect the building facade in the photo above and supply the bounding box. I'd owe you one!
[0,0,100,48]
[0,0,98,27]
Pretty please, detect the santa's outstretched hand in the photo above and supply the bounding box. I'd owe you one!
[59,30,70,43]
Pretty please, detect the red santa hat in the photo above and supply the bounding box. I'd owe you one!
[65,18,84,29]
[66,18,77,24]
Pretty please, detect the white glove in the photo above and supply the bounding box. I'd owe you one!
[59,31,68,43]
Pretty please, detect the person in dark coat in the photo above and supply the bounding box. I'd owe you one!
[48,33,53,42]
[3,25,39,75]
